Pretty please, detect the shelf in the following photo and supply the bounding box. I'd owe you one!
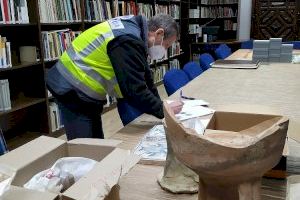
[0,97,46,116]
[200,3,238,6]
[169,52,185,59]
[41,22,82,26]
[44,59,59,64]
[0,23,37,27]
[0,62,42,72]
[155,0,170,5]
[84,21,103,25]
[170,0,181,4]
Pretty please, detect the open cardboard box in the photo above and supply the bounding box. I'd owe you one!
[0,136,140,200]
[206,111,280,132]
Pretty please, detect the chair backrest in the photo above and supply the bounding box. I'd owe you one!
[293,41,300,49]
[117,100,143,126]
[199,53,215,71]
[183,61,203,80]
[219,44,231,51]
[215,46,231,59]
[0,128,8,155]
[241,40,253,49]
[163,69,190,96]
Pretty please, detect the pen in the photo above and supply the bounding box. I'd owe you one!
[180,90,195,100]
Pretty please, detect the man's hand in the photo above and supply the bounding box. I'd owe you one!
[169,101,184,114]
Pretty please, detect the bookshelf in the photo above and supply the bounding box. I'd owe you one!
[0,0,185,147]
[184,0,239,43]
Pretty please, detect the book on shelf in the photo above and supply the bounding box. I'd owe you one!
[42,29,81,61]
[189,7,200,18]
[137,3,153,19]
[38,0,82,23]
[84,0,112,22]
[49,102,64,132]
[200,6,237,18]
[170,4,180,20]
[155,4,168,15]
[0,0,29,24]
[169,58,180,70]
[151,64,167,84]
[224,20,237,31]
[0,35,11,68]
[117,1,137,16]
[201,0,238,4]
[168,41,181,57]
[0,79,11,111]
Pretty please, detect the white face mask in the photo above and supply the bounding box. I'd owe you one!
[148,37,167,60]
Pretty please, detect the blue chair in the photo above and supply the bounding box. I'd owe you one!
[293,41,300,49]
[0,128,8,155]
[117,100,143,126]
[241,40,253,49]
[199,53,215,71]
[215,46,231,59]
[219,44,231,52]
[163,69,190,96]
[183,61,203,80]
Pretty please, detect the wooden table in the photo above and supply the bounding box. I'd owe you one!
[110,49,300,199]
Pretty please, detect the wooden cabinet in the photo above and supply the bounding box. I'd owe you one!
[251,0,300,40]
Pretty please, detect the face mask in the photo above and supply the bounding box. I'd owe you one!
[148,36,166,60]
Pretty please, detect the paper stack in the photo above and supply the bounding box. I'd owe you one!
[253,40,269,62]
[281,44,293,63]
[269,38,282,62]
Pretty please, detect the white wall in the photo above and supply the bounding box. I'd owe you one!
[237,0,252,41]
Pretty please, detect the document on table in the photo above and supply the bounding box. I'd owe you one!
[176,105,214,121]
[167,99,209,107]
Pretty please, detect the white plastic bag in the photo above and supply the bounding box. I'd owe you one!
[24,157,96,193]
[182,117,206,135]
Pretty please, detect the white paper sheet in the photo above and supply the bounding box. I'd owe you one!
[176,106,214,121]
[167,99,209,107]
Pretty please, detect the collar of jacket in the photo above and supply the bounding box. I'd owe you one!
[135,15,149,51]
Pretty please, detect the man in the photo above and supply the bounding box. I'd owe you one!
[46,14,182,140]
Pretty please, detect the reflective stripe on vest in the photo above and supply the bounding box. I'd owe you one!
[57,21,123,100]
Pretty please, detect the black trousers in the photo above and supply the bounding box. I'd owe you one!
[54,91,105,140]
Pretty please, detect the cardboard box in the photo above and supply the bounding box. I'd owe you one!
[253,40,270,48]
[206,111,281,132]
[1,186,58,200]
[0,136,140,200]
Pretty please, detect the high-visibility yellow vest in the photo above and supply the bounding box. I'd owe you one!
[56,15,147,100]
